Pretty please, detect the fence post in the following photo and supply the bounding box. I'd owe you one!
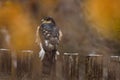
[40,51,57,80]
[0,49,11,80]
[62,53,79,80]
[85,54,103,80]
[107,56,120,80]
[17,50,33,80]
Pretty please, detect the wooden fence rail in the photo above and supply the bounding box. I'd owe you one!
[0,49,120,80]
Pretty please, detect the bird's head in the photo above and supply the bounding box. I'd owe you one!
[41,16,56,25]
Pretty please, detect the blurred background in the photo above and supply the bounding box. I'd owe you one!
[0,0,120,80]
[0,0,120,55]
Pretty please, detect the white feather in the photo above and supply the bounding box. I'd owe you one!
[56,51,60,55]
[55,51,60,60]
[39,48,45,60]
[39,43,45,60]
[45,40,49,46]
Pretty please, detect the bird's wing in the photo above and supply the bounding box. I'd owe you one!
[35,26,42,45]
[59,30,62,41]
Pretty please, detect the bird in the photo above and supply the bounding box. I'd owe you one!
[36,16,62,61]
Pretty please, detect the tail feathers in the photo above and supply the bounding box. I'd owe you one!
[42,50,56,75]
[39,48,45,60]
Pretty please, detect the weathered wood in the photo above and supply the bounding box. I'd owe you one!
[62,53,79,80]
[2,48,120,80]
[0,49,11,80]
[40,51,57,80]
[16,50,33,80]
[0,49,11,74]
[85,54,103,80]
[107,56,120,80]
[55,54,63,80]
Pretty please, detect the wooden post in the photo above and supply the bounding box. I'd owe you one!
[0,49,11,80]
[40,51,57,80]
[16,50,33,80]
[107,56,120,80]
[85,54,103,80]
[62,53,79,80]
[55,54,64,80]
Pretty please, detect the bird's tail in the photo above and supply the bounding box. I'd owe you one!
[41,50,56,76]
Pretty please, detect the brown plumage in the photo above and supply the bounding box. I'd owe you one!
[36,16,62,77]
